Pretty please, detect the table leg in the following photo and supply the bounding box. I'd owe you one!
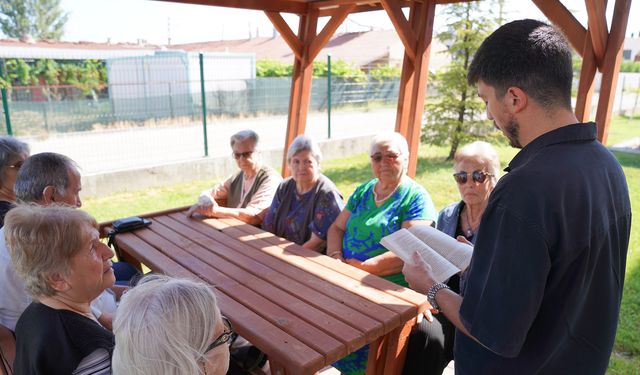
[268,360,289,375]
[366,318,416,375]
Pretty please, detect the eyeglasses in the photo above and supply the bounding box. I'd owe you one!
[205,316,235,352]
[232,151,254,160]
[6,161,23,170]
[453,170,494,184]
[370,152,400,163]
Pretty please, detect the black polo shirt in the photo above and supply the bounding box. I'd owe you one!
[455,122,631,374]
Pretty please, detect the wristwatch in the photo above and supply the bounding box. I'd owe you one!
[427,282,451,310]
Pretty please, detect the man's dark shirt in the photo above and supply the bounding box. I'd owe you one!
[455,122,631,374]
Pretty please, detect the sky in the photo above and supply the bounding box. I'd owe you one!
[9,0,640,45]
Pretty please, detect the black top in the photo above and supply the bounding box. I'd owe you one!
[0,201,15,229]
[14,302,114,375]
[455,122,632,374]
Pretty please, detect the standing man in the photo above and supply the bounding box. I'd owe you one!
[403,19,631,374]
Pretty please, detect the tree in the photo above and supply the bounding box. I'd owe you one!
[0,0,68,39]
[422,2,497,160]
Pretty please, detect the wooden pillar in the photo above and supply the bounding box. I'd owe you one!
[386,0,436,177]
[575,30,597,122]
[594,0,631,144]
[282,11,318,176]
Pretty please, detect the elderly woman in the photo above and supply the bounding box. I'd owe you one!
[6,204,116,374]
[402,141,500,375]
[326,132,437,375]
[262,135,343,252]
[0,136,29,227]
[113,275,231,375]
[188,129,281,225]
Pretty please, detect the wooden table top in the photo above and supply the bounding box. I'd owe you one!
[112,208,428,374]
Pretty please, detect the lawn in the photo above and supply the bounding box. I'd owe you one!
[83,116,640,372]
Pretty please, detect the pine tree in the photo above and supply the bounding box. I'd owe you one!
[0,0,68,40]
[422,2,496,160]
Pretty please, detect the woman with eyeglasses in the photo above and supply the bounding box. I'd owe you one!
[112,275,231,375]
[326,132,437,375]
[402,141,500,375]
[261,134,343,252]
[0,136,29,228]
[188,129,281,225]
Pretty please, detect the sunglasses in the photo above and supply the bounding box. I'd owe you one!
[453,170,494,184]
[370,152,400,163]
[205,316,235,352]
[232,151,254,160]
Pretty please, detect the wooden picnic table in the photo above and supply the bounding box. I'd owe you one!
[106,207,429,375]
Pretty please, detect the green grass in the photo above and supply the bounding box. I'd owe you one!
[83,117,640,372]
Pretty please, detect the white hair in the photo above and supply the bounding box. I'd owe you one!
[287,135,322,163]
[370,132,410,170]
[229,129,259,149]
[454,141,501,185]
[112,275,223,375]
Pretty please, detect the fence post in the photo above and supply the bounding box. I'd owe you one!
[199,52,209,157]
[327,54,332,139]
[0,60,12,135]
[619,75,626,115]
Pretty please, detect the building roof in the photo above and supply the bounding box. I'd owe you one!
[0,38,162,60]
[171,30,449,69]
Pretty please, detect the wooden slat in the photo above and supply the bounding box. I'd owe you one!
[216,220,419,321]
[152,216,371,353]
[381,0,417,63]
[531,0,587,54]
[594,0,632,144]
[307,4,354,62]
[265,11,302,60]
[178,214,403,332]
[136,222,347,363]
[156,0,308,14]
[98,205,189,237]
[585,0,608,67]
[223,218,429,311]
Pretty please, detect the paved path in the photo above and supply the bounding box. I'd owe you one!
[23,108,398,175]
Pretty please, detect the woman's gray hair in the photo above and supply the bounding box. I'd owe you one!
[112,275,224,375]
[230,129,259,149]
[454,141,501,185]
[0,136,29,182]
[287,135,322,163]
[5,204,97,298]
[370,132,410,170]
[14,152,77,203]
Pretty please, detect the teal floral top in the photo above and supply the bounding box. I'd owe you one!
[342,177,437,286]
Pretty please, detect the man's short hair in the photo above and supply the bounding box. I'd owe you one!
[14,152,78,203]
[467,19,574,110]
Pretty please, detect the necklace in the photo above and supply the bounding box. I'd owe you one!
[373,182,400,204]
[464,207,479,238]
[48,297,97,322]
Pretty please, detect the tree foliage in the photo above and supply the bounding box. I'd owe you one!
[422,2,498,160]
[256,58,368,81]
[0,0,68,39]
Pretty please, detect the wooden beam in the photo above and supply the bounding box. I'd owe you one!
[156,0,307,14]
[382,0,417,63]
[585,0,608,68]
[265,11,303,60]
[594,0,631,144]
[395,0,436,177]
[575,29,597,121]
[282,10,319,176]
[308,4,355,61]
[531,0,587,55]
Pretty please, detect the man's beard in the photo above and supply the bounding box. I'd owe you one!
[504,117,522,149]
